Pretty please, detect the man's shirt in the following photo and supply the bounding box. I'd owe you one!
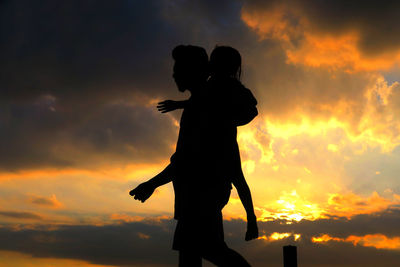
[170,79,258,220]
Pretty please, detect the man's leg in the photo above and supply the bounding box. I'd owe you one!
[179,250,202,267]
[202,246,251,267]
[196,210,251,266]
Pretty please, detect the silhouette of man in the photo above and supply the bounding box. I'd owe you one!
[130,45,253,267]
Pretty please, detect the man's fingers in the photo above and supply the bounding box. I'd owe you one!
[157,106,172,112]
[158,100,172,105]
[134,195,144,201]
[129,189,136,196]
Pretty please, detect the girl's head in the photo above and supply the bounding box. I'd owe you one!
[210,46,241,80]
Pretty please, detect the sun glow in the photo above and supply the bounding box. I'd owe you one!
[312,234,400,250]
[257,190,326,222]
[259,232,301,242]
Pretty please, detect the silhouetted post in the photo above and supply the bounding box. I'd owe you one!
[283,245,297,267]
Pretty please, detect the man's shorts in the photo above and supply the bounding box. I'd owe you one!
[172,210,228,252]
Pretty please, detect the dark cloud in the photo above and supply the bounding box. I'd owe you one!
[28,194,60,208]
[30,197,55,206]
[0,97,178,170]
[0,0,181,101]
[162,0,255,46]
[0,211,42,220]
[0,219,177,266]
[0,0,190,171]
[0,0,267,171]
[1,212,400,266]
[256,208,400,239]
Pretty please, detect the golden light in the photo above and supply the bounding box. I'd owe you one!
[259,232,301,242]
[234,102,400,222]
[312,234,400,250]
[257,190,326,222]
[270,232,291,240]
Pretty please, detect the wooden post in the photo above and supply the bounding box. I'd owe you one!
[283,245,297,267]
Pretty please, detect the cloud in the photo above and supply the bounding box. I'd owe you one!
[325,191,400,218]
[0,0,186,171]
[241,0,400,71]
[312,233,400,250]
[0,95,179,171]
[0,211,42,220]
[237,1,400,145]
[1,212,400,267]
[0,219,177,266]
[0,0,182,102]
[28,194,63,209]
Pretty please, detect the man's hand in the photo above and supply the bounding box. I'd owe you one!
[129,182,155,203]
[245,215,259,241]
[157,100,182,113]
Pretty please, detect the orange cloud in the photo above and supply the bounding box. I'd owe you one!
[0,168,94,180]
[286,33,400,72]
[241,4,304,43]
[241,4,400,71]
[312,234,400,250]
[325,191,400,219]
[110,213,146,223]
[0,161,166,181]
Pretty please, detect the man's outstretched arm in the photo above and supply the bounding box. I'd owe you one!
[129,163,174,202]
[157,100,188,113]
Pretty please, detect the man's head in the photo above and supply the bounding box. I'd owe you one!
[172,45,209,92]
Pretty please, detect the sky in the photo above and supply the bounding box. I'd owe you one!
[1,0,400,266]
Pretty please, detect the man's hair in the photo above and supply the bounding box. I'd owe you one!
[172,45,209,78]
